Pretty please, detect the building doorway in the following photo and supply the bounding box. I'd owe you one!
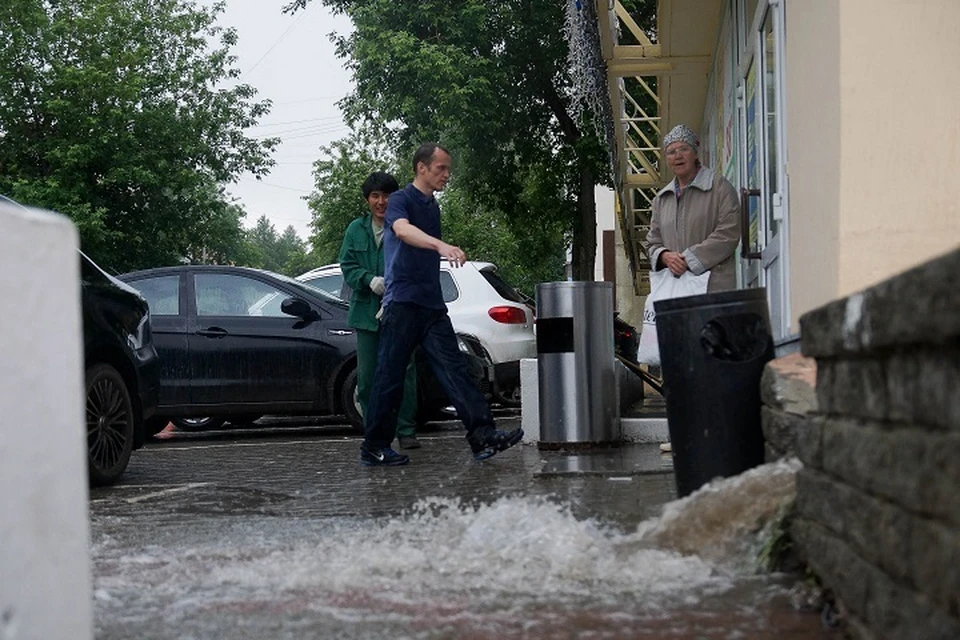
[737,0,790,340]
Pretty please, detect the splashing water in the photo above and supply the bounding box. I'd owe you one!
[635,457,803,569]
[216,496,724,600]
[92,459,818,639]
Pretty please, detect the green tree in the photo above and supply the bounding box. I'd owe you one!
[241,216,310,275]
[0,0,277,272]
[439,186,564,297]
[286,0,618,280]
[282,247,324,277]
[276,225,308,275]
[182,192,259,267]
[244,216,277,267]
[306,130,565,291]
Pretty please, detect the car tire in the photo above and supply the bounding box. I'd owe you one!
[229,414,263,427]
[495,385,522,407]
[172,417,226,431]
[341,368,363,432]
[86,363,136,486]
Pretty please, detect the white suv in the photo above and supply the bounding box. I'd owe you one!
[297,261,535,404]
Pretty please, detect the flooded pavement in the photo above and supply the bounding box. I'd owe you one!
[89,418,836,639]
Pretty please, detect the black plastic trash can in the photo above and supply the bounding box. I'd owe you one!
[654,288,774,497]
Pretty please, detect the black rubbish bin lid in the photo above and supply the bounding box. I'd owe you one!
[654,287,767,314]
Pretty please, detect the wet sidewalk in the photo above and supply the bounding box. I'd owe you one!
[89,419,832,639]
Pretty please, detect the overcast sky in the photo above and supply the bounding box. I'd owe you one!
[211,2,355,240]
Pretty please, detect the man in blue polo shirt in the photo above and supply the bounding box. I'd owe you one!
[360,143,523,466]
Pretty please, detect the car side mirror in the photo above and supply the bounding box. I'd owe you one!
[281,297,315,319]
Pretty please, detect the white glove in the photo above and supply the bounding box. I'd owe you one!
[369,276,386,296]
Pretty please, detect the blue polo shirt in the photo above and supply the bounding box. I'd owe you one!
[382,183,445,310]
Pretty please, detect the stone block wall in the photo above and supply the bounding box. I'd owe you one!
[760,352,818,462]
[789,248,960,639]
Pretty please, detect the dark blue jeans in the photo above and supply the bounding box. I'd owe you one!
[364,302,495,450]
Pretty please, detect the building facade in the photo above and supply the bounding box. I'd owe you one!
[600,0,960,349]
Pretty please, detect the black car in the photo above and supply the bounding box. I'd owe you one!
[119,265,489,432]
[3,191,159,485]
[81,252,160,484]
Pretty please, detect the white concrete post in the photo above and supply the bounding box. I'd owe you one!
[0,202,93,640]
[519,358,540,443]
[520,355,669,444]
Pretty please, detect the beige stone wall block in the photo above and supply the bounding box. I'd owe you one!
[785,0,842,329]
[760,352,818,415]
[837,0,960,296]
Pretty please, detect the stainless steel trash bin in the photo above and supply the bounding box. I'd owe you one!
[536,281,620,448]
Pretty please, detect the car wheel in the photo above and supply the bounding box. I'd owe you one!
[341,368,363,432]
[172,417,226,431]
[495,384,522,407]
[229,414,263,427]
[86,363,136,486]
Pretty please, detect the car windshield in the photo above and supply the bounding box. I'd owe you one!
[258,269,349,309]
[300,272,348,301]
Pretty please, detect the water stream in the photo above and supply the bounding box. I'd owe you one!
[92,458,829,639]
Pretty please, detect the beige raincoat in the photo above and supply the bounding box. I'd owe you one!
[642,166,741,292]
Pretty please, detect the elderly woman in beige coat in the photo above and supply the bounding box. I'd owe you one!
[642,124,741,292]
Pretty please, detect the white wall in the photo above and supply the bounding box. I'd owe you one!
[787,0,960,326]
[785,0,842,329]
[836,0,960,296]
[564,185,617,283]
[0,202,92,640]
[594,185,616,282]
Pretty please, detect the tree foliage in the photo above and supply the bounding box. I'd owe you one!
[0,0,277,272]
[439,187,564,297]
[286,0,615,280]
[180,193,255,267]
[305,131,563,294]
[240,216,310,275]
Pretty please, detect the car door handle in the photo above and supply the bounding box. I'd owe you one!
[196,327,228,338]
[326,329,354,336]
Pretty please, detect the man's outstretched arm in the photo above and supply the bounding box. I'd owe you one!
[393,218,466,267]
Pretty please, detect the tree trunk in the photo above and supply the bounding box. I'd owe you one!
[570,162,597,281]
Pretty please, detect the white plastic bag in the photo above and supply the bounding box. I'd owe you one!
[637,269,711,366]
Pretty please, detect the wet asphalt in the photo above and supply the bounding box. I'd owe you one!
[92,412,677,531]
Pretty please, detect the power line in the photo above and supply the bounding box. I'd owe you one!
[249,115,344,129]
[250,123,349,140]
[240,177,312,193]
[278,125,351,141]
[272,96,341,106]
[240,11,305,80]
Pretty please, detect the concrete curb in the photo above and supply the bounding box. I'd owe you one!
[522,358,669,445]
[621,418,670,443]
